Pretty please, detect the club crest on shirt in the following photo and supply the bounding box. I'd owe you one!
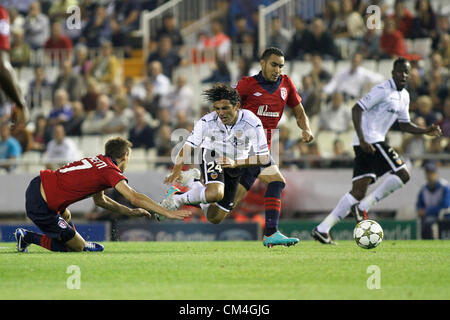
[235,130,243,138]
[280,87,287,101]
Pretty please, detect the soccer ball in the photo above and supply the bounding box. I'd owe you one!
[353,220,383,249]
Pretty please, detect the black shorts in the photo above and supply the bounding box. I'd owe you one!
[353,141,407,183]
[239,156,274,191]
[25,176,73,239]
[200,149,243,212]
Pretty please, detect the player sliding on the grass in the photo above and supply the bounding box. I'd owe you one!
[231,47,313,246]
[312,57,442,245]
[162,84,298,247]
[15,137,191,253]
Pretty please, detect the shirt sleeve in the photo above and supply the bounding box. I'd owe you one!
[357,84,385,111]
[285,76,302,107]
[185,117,206,148]
[397,94,411,123]
[104,167,127,188]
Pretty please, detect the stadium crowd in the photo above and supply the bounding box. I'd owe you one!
[0,0,448,174]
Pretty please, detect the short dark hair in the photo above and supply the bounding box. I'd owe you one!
[202,83,241,106]
[260,47,284,61]
[393,57,409,69]
[105,137,132,160]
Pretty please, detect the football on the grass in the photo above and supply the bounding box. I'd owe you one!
[353,220,383,249]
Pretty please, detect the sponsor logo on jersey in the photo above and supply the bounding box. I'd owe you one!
[253,92,262,96]
[210,172,218,179]
[58,218,68,229]
[257,105,279,118]
[280,87,287,101]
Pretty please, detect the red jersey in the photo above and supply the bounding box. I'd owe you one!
[40,155,127,213]
[0,6,10,51]
[235,72,301,147]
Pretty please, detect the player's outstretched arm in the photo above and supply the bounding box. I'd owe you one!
[114,180,192,220]
[398,122,442,137]
[0,51,28,118]
[292,103,314,143]
[93,190,151,218]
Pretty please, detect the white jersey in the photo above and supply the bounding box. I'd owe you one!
[186,109,269,160]
[353,78,410,145]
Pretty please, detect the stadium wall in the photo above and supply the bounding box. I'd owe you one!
[1,168,448,217]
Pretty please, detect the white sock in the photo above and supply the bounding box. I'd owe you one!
[317,192,358,233]
[177,186,207,205]
[358,174,404,212]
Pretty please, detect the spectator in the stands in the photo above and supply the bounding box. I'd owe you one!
[431,14,450,51]
[90,40,120,85]
[128,105,155,150]
[236,56,252,80]
[81,77,100,112]
[48,89,73,128]
[9,7,25,32]
[300,75,321,117]
[81,4,111,48]
[32,114,51,152]
[410,0,436,39]
[302,18,340,60]
[72,44,92,77]
[329,138,353,168]
[64,100,85,137]
[201,57,231,85]
[286,15,307,60]
[147,35,182,80]
[330,0,365,40]
[267,16,290,54]
[10,28,31,68]
[390,0,414,38]
[408,67,430,112]
[438,98,450,137]
[153,12,185,56]
[157,108,172,127]
[356,25,381,60]
[53,59,86,102]
[48,0,79,22]
[323,52,384,101]
[415,95,440,126]
[0,122,22,172]
[308,53,332,89]
[436,34,450,71]
[379,17,408,59]
[110,0,140,54]
[81,94,114,135]
[417,162,450,239]
[206,18,232,60]
[103,95,133,135]
[159,75,193,119]
[155,124,172,158]
[428,69,448,108]
[141,79,160,119]
[147,60,171,98]
[23,1,50,49]
[44,124,80,170]
[27,66,52,110]
[318,92,352,133]
[44,21,73,63]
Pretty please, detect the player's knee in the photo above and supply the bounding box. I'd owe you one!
[206,185,224,203]
[350,189,366,201]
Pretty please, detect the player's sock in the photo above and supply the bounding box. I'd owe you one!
[358,174,404,212]
[67,220,76,231]
[176,186,207,205]
[23,231,67,252]
[317,192,358,233]
[263,181,285,236]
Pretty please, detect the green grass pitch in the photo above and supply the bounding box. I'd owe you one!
[0,240,449,300]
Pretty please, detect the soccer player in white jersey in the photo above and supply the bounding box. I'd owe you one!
[312,57,442,244]
[163,84,300,246]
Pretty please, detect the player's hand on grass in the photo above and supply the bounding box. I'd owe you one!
[302,130,314,143]
[130,208,152,218]
[165,209,192,220]
[216,157,235,168]
[360,140,376,154]
[425,124,442,137]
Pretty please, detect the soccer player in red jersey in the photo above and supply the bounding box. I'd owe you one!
[0,5,28,124]
[15,137,192,252]
[233,47,314,247]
